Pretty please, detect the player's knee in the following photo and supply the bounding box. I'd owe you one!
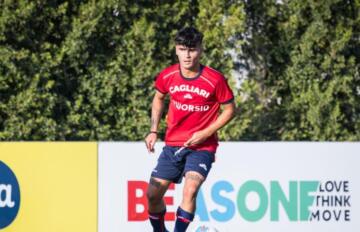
[183,185,199,201]
[146,188,161,204]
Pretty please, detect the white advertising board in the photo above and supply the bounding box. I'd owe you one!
[99,142,360,232]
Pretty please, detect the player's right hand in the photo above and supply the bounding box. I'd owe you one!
[145,132,157,153]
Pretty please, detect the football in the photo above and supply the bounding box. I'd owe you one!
[194,225,220,232]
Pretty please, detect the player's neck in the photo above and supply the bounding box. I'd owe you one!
[180,64,201,79]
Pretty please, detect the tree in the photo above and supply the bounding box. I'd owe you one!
[0,0,245,140]
[1,1,359,141]
[280,0,360,140]
[235,0,360,140]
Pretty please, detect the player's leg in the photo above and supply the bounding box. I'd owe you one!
[147,177,172,232]
[180,171,204,212]
[147,146,186,232]
[174,171,204,232]
[147,177,172,212]
[174,150,215,232]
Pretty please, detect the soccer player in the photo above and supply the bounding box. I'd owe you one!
[145,26,235,232]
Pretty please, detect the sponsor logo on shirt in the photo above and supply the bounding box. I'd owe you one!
[184,93,193,99]
[169,84,210,98]
[173,100,210,112]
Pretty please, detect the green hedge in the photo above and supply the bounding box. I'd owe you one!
[0,0,359,141]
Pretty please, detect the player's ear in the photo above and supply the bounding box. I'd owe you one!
[197,44,203,54]
[175,45,179,56]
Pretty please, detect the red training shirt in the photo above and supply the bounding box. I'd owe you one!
[155,64,234,153]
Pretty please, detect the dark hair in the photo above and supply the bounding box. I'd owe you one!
[174,27,203,48]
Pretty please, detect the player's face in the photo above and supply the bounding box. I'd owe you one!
[175,44,202,71]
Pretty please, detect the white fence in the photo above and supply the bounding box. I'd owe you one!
[98,142,360,232]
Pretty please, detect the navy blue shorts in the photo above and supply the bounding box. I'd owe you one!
[151,146,215,184]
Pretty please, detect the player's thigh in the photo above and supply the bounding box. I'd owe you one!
[184,150,215,181]
[151,146,185,183]
[147,177,172,200]
[183,171,205,197]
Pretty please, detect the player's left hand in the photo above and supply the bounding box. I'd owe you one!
[184,130,211,147]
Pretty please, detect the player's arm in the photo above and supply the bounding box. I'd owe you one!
[184,101,235,147]
[145,90,166,153]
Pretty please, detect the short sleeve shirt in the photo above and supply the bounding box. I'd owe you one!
[155,64,234,153]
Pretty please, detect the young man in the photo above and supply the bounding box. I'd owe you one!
[145,27,235,232]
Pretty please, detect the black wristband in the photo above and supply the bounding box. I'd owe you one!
[149,131,158,134]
